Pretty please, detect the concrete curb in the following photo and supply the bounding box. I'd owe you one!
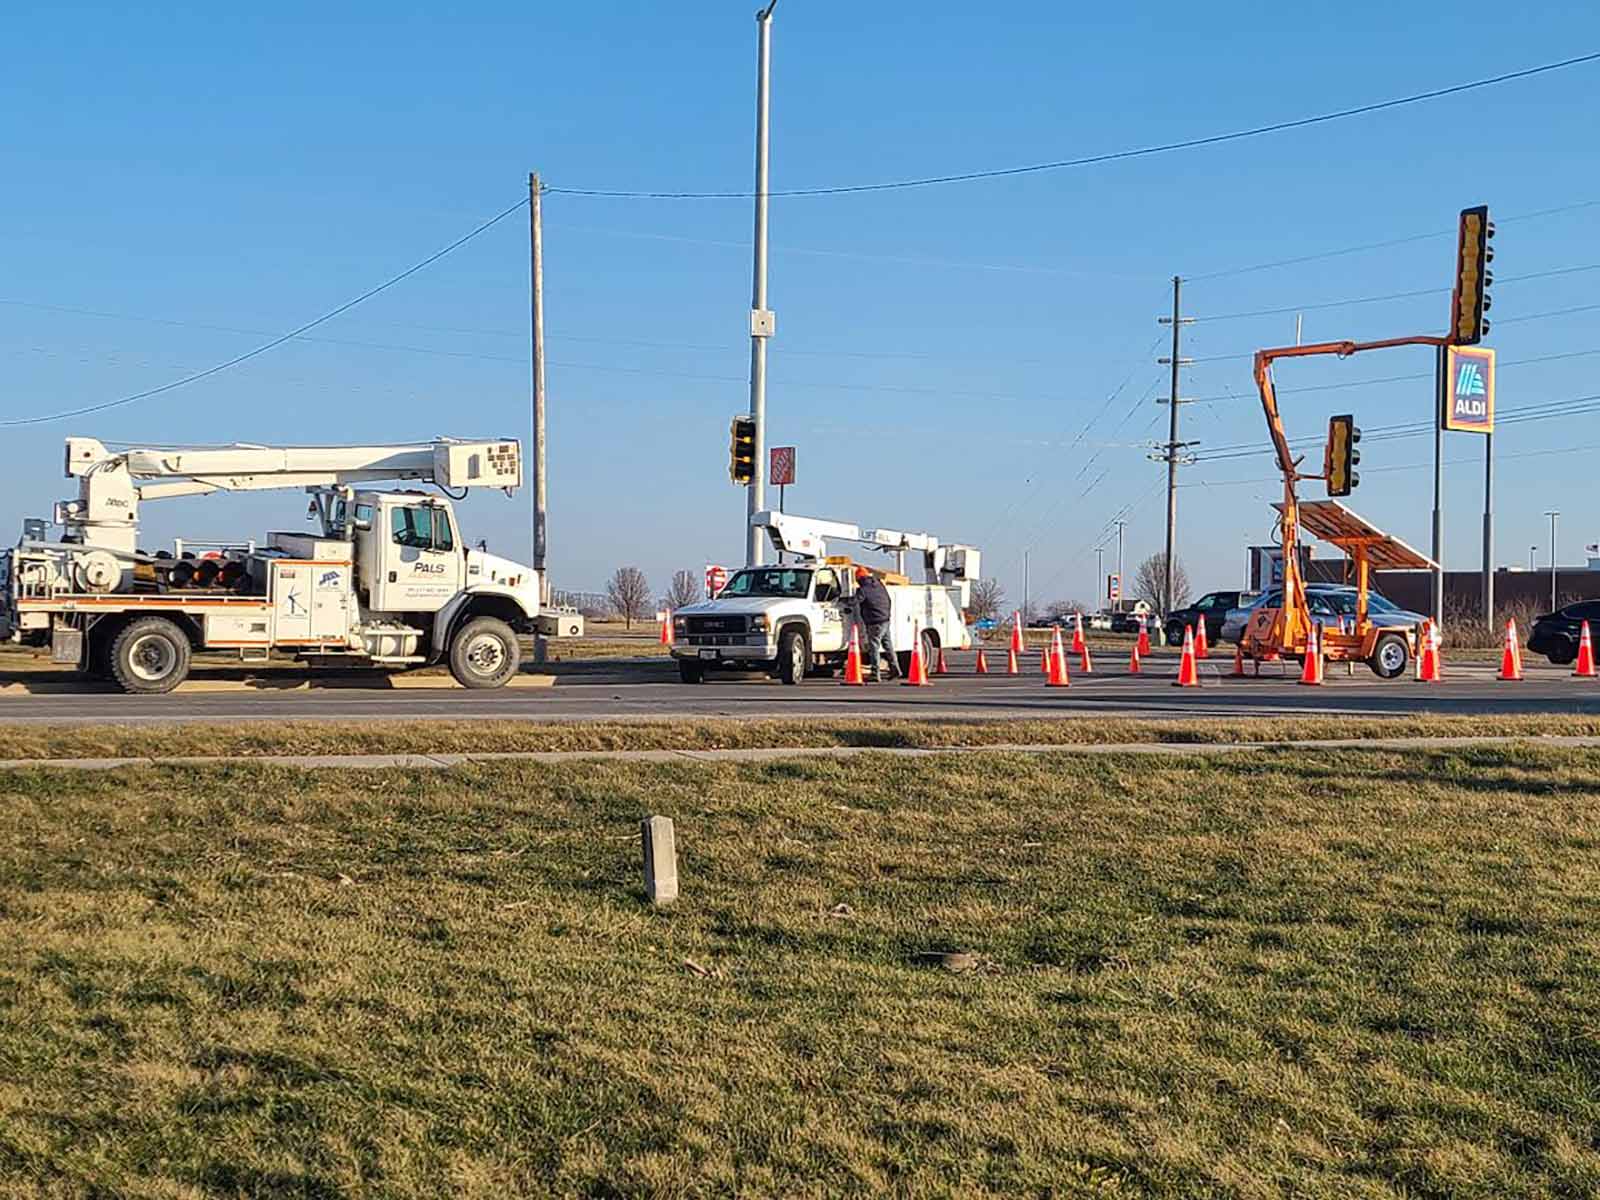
[1,734,1594,773]
[0,673,556,696]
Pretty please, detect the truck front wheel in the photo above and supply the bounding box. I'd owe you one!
[677,659,705,684]
[449,616,520,689]
[776,627,809,685]
[110,617,192,695]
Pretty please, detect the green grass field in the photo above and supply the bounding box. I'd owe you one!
[3,745,1600,1196]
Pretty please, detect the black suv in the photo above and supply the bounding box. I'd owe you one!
[1529,599,1600,664]
[1164,591,1247,647]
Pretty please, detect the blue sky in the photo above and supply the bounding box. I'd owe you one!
[2,1,1597,608]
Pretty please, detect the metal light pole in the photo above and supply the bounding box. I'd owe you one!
[1022,549,1030,626]
[529,172,549,663]
[1546,510,1561,611]
[1095,546,1104,606]
[744,1,779,567]
[1529,545,1537,573]
[1113,519,1126,612]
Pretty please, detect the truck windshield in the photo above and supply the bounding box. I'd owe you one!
[719,568,813,598]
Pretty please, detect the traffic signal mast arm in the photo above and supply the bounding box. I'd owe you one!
[1252,334,1446,652]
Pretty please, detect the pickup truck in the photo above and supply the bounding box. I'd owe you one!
[670,562,971,684]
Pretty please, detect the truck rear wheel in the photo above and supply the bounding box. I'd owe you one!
[776,626,809,685]
[449,616,520,689]
[110,617,192,695]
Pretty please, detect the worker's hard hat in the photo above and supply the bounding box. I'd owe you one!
[854,566,870,581]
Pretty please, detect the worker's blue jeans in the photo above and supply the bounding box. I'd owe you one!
[865,623,897,677]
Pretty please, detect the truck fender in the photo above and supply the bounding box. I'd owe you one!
[431,586,537,657]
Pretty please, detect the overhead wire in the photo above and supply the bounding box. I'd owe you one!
[543,52,1600,199]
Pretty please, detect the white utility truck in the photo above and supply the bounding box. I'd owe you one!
[0,437,582,693]
[669,510,979,684]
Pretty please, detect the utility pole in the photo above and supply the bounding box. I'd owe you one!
[744,1,779,567]
[1431,346,1445,626]
[528,171,549,663]
[1094,546,1104,606]
[1156,276,1195,628]
[1482,432,1494,632]
[1546,510,1561,611]
[1113,519,1127,611]
[1022,549,1030,626]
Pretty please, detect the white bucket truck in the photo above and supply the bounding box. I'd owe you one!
[0,436,582,693]
[669,510,980,684]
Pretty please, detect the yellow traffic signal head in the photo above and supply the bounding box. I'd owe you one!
[1450,205,1494,345]
[729,415,756,485]
[1326,414,1360,497]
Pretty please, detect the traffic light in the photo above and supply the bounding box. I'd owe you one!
[1449,204,1494,345]
[729,415,756,485]
[1325,414,1361,497]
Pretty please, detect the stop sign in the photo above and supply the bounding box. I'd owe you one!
[705,564,728,598]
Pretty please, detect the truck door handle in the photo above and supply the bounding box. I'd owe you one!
[388,572,397,583]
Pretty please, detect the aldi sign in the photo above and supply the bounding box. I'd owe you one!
[1444,346,1495,433]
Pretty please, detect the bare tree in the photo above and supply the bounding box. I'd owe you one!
[664,569,699,611]
[1132,553,1191,616]
[967,578,1005,624]
[1046,598,1091,621]
[606,566,652,629]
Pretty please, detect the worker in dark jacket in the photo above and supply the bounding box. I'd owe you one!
[854,566,898,681]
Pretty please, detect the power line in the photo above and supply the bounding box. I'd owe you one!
[0,198,530,428]
[543,52,1600,200]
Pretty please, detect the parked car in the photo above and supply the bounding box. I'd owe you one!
[1219,584,1425,645]
[1108,609,1150,635]
[1528,600,1600,664]
[1164,591,1253,647]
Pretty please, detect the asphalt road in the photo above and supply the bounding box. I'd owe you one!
[1,650,1597,725]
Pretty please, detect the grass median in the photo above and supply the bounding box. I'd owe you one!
[3,713,1600,762]
[3,745,1600,1196]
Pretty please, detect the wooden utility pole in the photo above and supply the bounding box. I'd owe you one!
[529,172,549,663]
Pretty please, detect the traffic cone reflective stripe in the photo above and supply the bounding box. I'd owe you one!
[1576,621,1596,678]
[1418,619,1442,683]
[1173,625,1199,687]
[1129,641,1141,674]
[1299,625,1324,686]
[1010,613,1024,655]
[1136,620,1151,657]
[975,648,989,674]
[903,633,931,686]
[1047,627,1071,687]
[1194,619,1209,660]
[1071,614,1087,656]
[660,609,674,647]
[841,626,866,686]
[1499,619,1523,681]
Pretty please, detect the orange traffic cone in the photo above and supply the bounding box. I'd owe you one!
[1576,621,1596,678]
[903,634,931,687]
[1041,638,1052,675]
[934,646,950,676]
[1047,627,1071,687]
[1230,643,1246,677]
[1417,620,1442,683]
[1136,619,1151,658]
[659,609,674,647]
[975,648,989,674]
[1010,612,1024,656]
[1128,640,1142,674]
[1498,619,1524,681]
[1071,614,1087,657]
[1006,646,1019,675]
[841,626,866,686]
[1299,625,1324,686]
[1194,619,1209,660]
[1173,625,1199,687]
[1079,636,1094,675]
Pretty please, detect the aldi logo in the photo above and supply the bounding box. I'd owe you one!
[1444,346,1495,433]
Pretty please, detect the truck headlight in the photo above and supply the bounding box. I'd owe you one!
[750,615,769,633]
[673,617,687,633]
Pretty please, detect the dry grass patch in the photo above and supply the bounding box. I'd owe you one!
[2,747,1600,1195]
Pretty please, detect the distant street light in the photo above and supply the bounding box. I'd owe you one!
[1545,511,1561,611]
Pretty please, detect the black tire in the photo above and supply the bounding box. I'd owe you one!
[677,659,705,684]
[777,626,809,686]
[1549,644,1577,666]
[1369,632,1410,680]
[897,630,937,678]
[109,617,192,695]
[448,616,520,689]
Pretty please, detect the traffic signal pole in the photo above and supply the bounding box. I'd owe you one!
[1433,345,1445,627]
[744,2,778,567]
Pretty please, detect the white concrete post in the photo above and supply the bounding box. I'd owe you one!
[642,815,679,905]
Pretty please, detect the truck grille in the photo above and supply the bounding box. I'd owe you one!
[684,615,748,635]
